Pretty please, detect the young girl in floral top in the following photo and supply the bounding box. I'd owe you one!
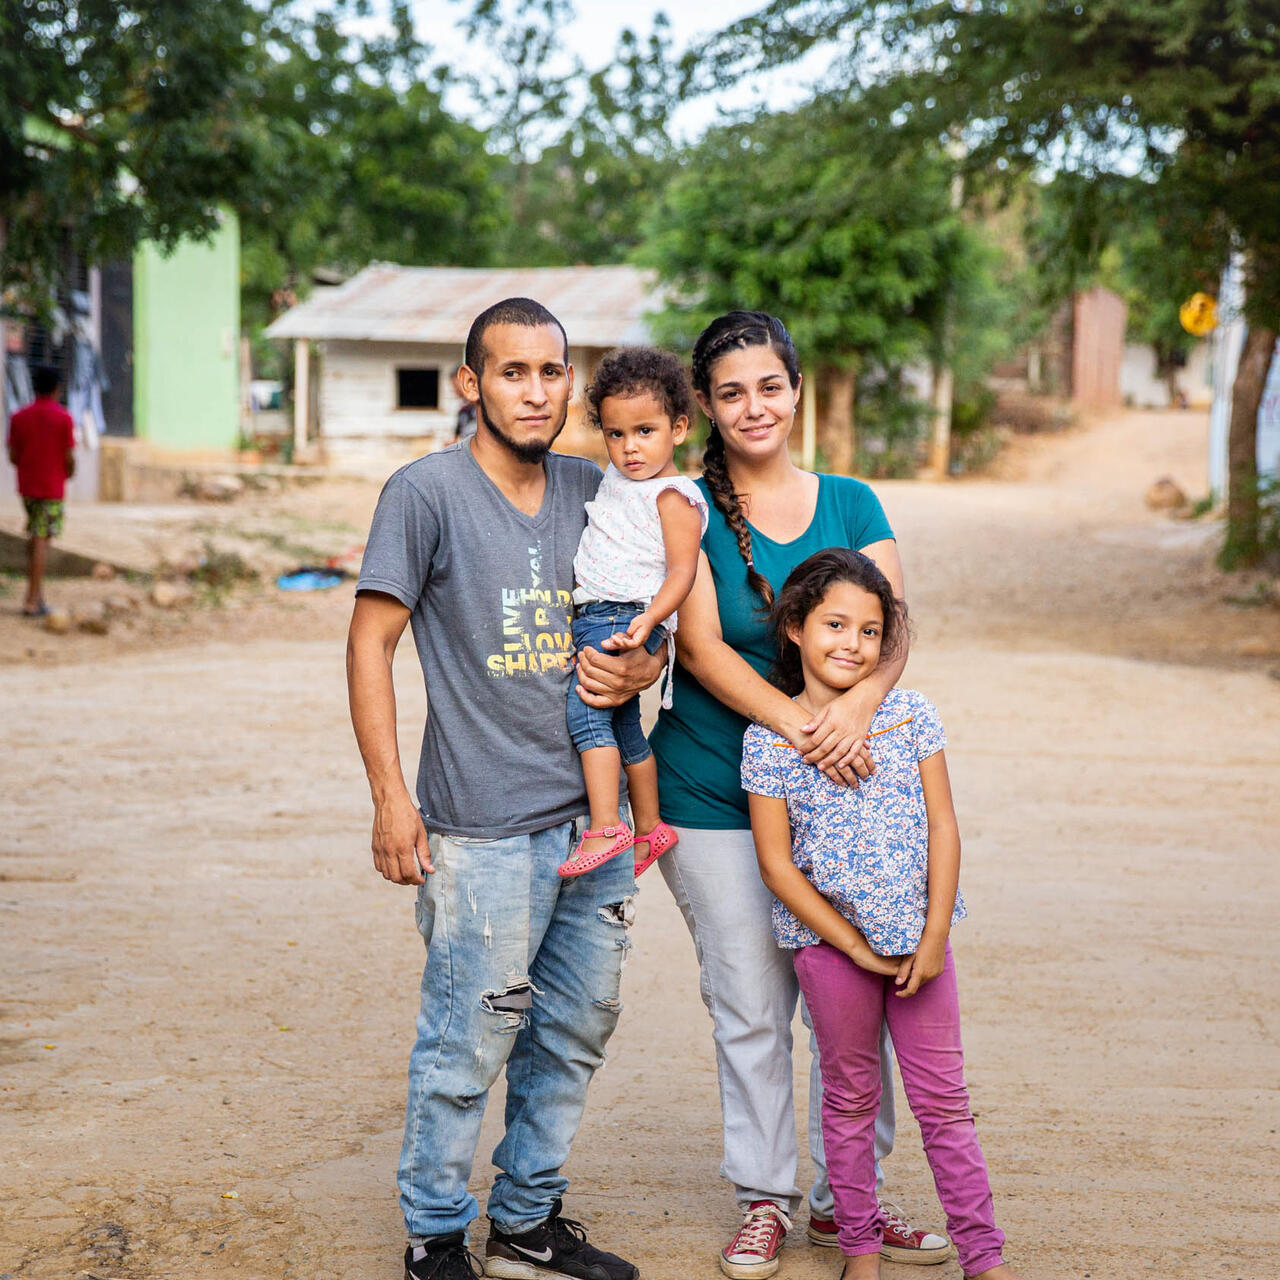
[557,347,708,879]
[741,548,1021,1280]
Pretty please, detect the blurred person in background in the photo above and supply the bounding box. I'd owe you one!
[7,364,76,618]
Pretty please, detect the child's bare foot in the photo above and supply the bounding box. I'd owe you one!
[967,1266,1021,1280]
[840,1253,880,1280]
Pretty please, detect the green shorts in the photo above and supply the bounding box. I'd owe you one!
[23,498,65,539]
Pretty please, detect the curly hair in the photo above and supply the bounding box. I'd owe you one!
[691,312,801,610]
[584,345,694,430]
[769,548,907,696]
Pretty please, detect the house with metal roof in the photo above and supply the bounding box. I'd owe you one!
[265,263,660,464]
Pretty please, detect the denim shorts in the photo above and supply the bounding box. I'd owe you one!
[566,600,666,765]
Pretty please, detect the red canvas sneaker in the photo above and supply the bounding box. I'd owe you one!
[807,1202,952,1265]
[720,1201,791,1279]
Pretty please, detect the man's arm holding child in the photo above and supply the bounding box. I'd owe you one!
[346,592,432,885]
[607,489,704,650]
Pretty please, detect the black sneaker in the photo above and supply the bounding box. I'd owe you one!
[405,1231,485,1280]
[484,1199,639,1279]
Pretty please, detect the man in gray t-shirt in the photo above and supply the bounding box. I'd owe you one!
[348,298,661,1280]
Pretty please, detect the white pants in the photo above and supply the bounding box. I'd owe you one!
[660,824,895,1216]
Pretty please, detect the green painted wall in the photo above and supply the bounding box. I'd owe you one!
[133,212,240,451]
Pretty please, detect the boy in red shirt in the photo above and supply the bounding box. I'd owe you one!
[7,366,76,617]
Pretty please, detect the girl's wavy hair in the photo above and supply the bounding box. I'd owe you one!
[769,548,907,696]
[691,311,800,609]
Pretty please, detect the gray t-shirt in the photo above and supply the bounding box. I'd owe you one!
[357,442,603,838]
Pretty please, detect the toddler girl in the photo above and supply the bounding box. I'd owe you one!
[557,347,708,879]
[741,547,1021,1280]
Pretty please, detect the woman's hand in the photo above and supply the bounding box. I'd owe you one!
[894,932,947,997]
[800,681,880,777]
[776,702,873,789]
[574,642,665,708]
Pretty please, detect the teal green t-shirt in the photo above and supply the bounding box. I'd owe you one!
[650,473,895,830]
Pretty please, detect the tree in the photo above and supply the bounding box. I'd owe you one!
[640,98,980,472]
[454,0,580,260]
[0,0,269,315]
[1026,171,1222,405]
[694,1,1280,565]
[237,3,505,338]
[504,16,682,265]
[455,0,682,266]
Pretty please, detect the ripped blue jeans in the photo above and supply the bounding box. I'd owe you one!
[399,817,635,1239]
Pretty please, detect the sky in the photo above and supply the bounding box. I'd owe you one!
[377,0,828,141]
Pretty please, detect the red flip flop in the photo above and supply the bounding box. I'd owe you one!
[632,821,678,877]
[557,822,634,878]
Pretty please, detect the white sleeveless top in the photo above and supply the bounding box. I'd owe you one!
[572,465,709,631]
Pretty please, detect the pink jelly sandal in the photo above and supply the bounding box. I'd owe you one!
[632,820,678,877]
[557,822,634,878]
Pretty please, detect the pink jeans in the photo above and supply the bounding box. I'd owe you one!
[793,941,1005,1275]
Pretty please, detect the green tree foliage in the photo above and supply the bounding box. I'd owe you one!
[504,18,681,265]
[1027,172,1221,405]
[238,2,504,336]
[642,100,966,364]
[640,97,1004,470]
[457,0,681,265]
[454,0,579,259]
[696,0,1280,564]
[0,0,269,312]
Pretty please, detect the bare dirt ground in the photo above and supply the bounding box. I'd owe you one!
[2,409,1277,1280]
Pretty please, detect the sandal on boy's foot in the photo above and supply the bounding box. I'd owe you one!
[557,823,634,878]
[21,602,50,618]
[632,821,678,877]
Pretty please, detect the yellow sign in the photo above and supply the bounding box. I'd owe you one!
[1179,292,1218,336]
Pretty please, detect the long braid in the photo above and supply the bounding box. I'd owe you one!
[703,424,775,608]
[693,311,801,610]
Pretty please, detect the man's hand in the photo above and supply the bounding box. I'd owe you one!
[574,642,665,708]
[371,788,433,885]
[894,932,947,997]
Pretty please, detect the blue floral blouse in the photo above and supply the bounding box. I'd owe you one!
[740,688,966,956]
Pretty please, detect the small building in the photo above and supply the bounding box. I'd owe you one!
[2,212,241,502]
[1120,340,1213,410]
[264,263,660,466]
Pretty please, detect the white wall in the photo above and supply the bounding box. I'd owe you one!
[319,340,460,443]
[316,339,609,462]
[1120,341,1213,409]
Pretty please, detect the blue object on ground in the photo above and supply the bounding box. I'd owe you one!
[277,569,347,591]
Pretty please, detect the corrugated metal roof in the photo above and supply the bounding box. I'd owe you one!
[265,263,660,346]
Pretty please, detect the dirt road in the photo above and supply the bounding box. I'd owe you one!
[2,410,1277,1280]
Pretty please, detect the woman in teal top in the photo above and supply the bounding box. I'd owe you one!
[649,313,950,1276]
